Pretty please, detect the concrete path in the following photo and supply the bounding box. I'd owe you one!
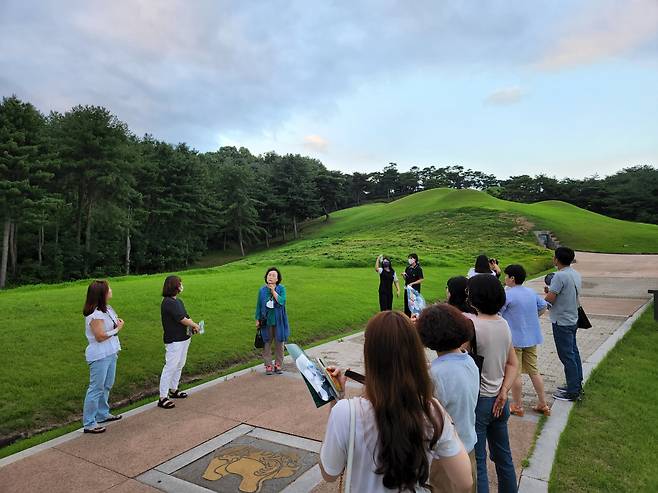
[1,252,656,493]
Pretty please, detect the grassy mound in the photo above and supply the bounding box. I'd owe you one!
[1,188,656,449]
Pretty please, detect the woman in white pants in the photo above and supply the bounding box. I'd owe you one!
[158,275,200,409]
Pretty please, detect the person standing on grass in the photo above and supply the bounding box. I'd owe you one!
[82,280,124,434]
[544,247,583,402]
[375,254,400,311]
[467,274,518,493]
[500,264,551,417]
[417,303,480,493]
[158,275,200,409]
[255,267,290,375]
[467,254,502,279]
[403,253,424,317]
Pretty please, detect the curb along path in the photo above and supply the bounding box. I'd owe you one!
[0,252,656,493]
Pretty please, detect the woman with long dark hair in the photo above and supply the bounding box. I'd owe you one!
[446,276,477,315]
[82,280,124,434]
[319,311,472,492]
[467,254,501,279]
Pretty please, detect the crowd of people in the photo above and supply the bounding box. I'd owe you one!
[80,246,585,493]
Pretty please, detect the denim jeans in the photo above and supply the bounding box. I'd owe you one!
[551,323,583,394]
[83,353,118,429]
[474,396,517,493]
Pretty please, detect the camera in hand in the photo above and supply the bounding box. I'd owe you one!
[489,258,499,265]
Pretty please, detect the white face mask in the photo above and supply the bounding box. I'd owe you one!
[408,259,414,265]
[179,284,184,293]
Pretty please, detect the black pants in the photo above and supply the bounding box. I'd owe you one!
[379,290,393,311]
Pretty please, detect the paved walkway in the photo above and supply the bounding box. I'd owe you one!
[1,252,656,493]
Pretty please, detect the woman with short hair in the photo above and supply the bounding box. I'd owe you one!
[158,275,200,409]
[82,280,124,434]
[320,311,473,492]
[467,274,518,493]
[255,267,290,375]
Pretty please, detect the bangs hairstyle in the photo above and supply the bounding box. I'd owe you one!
[467,274,506,315]
[83,280,109,316]
[363,311,443,491]
[446,276,476,314]
[408,253,419,262]
[417,303,475,352]
[264,267,282,284]
[162,275,182,297]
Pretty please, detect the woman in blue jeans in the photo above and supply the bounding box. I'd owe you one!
[82,280,125,434]
[467,274,519,493]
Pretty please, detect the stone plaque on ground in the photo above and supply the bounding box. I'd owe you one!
[173,435,318,493]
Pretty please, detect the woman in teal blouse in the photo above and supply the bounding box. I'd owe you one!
[255,267,290,375]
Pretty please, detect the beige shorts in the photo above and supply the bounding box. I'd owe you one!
[515,346,539,376]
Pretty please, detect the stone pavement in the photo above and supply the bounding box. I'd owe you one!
[1,252,656,493]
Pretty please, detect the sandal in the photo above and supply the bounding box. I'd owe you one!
[533,403,551,416]
[98,414,122,423]
[83,426,106,434]
[274,364,283,374]
[265,365,273,375]
[169,389,188,399]
[158,397,175,409]
[510,404,525,417]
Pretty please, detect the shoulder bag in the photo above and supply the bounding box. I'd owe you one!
[574,278,592,329]
[338,398,356,493]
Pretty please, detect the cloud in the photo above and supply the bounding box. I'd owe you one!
[0,0,562,151]
[303,134,329,153]
[538,0,658,70]
[485,87,523,105]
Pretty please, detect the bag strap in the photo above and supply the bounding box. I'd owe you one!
[344,398,356,493]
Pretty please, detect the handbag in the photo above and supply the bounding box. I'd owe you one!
[338,398,356,493]
[574,283,592,330]
[254,318,266,349]
[468,324,484,376]
[577,306,592,329]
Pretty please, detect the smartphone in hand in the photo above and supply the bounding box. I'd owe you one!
[345,369,365,384]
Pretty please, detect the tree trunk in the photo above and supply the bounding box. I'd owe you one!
[38,225,44,266]
[76,181,85,245]
[84,202,93,276]
[223,232,227,251]
[9,222,17,276]
[323,206,330,222]
[125,227,131,275]
[265,229,270,248]
[55,220,59,246]
[293,217,298,239]
[282,224,287,241]
[0,217,10,289]
[238,228,245,257]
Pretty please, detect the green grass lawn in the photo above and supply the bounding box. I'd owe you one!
[1,188,656,454]
[549,305,658,492]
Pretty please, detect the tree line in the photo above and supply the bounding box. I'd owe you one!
[1,95,656,288]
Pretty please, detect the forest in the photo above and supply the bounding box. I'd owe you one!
[1,94,656,288]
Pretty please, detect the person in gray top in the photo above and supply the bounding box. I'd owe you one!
[544,247,583,401]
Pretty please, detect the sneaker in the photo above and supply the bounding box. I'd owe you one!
[265,365,274,375]
[557,385,584,395]
[274,364,283,374]
[552,389,581,402]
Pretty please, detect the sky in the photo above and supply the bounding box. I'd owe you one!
[1,0,657,179]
